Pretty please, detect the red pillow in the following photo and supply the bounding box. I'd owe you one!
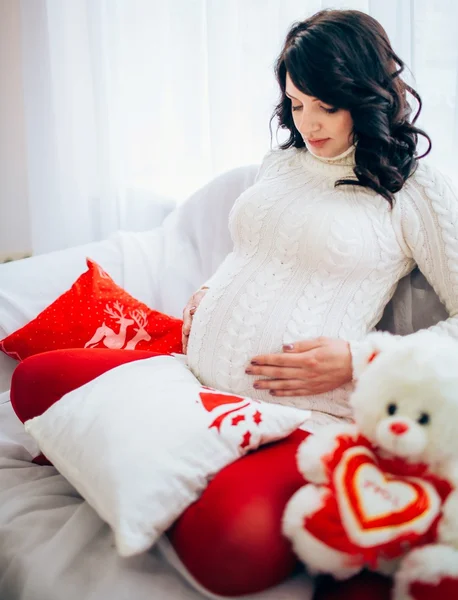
[0,258,183,361]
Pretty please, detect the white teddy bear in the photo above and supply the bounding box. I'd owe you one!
[282,331,458,600]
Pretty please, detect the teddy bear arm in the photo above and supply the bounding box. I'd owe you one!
[283,485,362,580]
[394,545,458,600]
[297,424,358,484]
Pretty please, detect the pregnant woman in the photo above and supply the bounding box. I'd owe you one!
[179,7,458,597]
[11,8,458,600]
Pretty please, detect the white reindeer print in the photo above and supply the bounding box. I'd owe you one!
[84,301,135,349]
[124,309,152,350]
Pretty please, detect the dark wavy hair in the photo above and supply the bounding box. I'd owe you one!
[270,9,432,206]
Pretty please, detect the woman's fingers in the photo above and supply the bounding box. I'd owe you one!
[252,378,307,391]
[270,388,313,397]
[182,303,198,353]
[182,305,196,336]
[182,332,189,354]
[246,365,303,379]
[181,287,209,355]
[250,352,318,369]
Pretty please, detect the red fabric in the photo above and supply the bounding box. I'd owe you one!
[0,258,183,361]
[168,427,310,596]
[410,576,458,600]
[32,454,55,466]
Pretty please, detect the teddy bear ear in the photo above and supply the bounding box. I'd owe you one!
[352,331,399,380]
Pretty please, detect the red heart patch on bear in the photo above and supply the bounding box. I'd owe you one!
[334,446,442,548]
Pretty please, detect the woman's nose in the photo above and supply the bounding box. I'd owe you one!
[297,113,321,137]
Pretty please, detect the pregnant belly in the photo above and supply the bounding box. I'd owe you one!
[187,315,280,399]
[185,285,354,419]
[185,280,285,392]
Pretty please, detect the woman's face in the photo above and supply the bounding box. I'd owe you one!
[285,72,354,158]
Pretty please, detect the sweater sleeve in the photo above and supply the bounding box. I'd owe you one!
[349,163,458,378]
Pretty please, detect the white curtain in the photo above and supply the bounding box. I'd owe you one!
[17,0,458,254]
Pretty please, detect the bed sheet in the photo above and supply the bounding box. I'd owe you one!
[0,395,314,600]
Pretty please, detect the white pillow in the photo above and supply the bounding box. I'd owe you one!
[25,355,309,557]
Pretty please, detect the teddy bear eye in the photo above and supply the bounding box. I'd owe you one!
[387,403,397,416]
[418,412,430,426]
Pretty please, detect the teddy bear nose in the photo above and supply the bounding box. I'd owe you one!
[390,422,409,436]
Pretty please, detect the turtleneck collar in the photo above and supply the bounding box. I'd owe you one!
[299,142,358,179]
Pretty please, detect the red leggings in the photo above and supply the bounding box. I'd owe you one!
[10,349,392,599]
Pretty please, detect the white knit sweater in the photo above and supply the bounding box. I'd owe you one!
[186,144,458,431]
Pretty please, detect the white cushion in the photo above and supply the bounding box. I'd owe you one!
[25,354,309,557]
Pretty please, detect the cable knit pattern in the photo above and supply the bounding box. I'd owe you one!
[399,165,458,337]
[186,145,458,432]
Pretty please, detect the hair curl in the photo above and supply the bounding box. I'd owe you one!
[269,9,432,206]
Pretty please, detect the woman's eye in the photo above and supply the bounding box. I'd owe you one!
[291,105,338,114]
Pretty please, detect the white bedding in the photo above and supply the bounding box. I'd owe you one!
[0,398,313,600]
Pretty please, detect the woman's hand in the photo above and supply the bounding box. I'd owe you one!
[245,337,353,396]
[182,287,209,354]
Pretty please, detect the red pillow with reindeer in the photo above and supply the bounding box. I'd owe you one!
[0,258,183,361]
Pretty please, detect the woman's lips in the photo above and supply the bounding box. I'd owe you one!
[307,138,330,147]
